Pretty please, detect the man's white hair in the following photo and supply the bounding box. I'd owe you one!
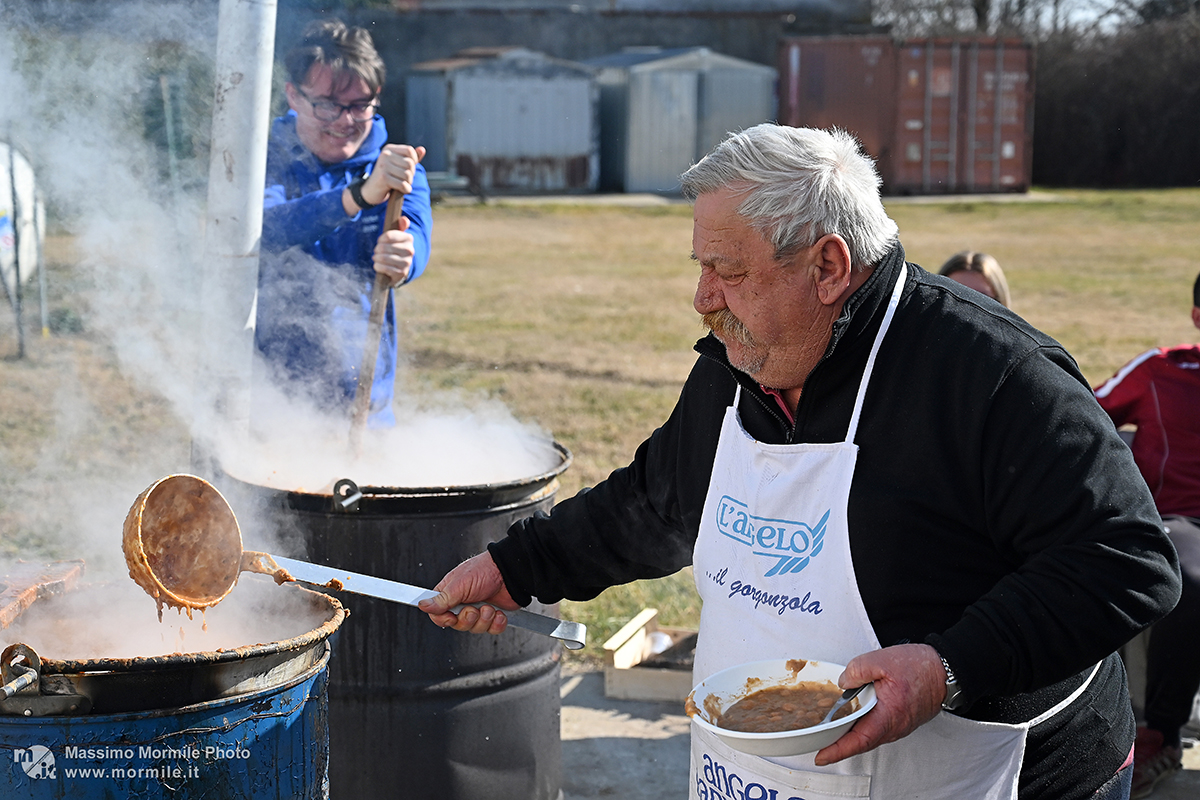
[681,124,899,270]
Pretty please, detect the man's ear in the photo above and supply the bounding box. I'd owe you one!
[812,234,854,306]
[1191,305,1200,331]
[284,83,300,113]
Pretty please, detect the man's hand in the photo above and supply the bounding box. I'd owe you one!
[813,643,948,766]
[417,551,521,636]
[354,144,425,285]
[360,144,426,206]
[373,214,416,285]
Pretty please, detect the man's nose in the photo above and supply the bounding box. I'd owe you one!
[694,270,725,315]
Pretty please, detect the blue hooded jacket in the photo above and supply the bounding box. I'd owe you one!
[256,111,432,427]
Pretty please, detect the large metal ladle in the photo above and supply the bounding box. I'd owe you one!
[122,474,586,649]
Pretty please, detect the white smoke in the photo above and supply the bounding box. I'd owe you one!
[5,573,334,661]
[0,2,560,605]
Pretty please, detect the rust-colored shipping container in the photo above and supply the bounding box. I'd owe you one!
[778,36,1034,194]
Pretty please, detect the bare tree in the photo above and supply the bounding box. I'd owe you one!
[873,0,1136,36]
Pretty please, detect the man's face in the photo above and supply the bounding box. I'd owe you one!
[692,188,833,392]
[286,63,376,165]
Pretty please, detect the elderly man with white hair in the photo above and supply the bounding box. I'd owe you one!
[422,124,1180,800]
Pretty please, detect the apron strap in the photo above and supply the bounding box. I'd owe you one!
[1028,661,1101,727]
[846,263,907,444]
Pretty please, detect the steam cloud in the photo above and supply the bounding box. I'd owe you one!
[0,2,559,641]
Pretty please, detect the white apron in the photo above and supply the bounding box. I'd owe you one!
[690,265,1094,800]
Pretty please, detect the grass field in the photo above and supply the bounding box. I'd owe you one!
[3,189,1199,666]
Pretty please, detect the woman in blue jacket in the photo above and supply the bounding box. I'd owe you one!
[256,19,432,428]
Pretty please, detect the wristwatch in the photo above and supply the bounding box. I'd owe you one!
[939,655,967,711]
[347,175,380,211]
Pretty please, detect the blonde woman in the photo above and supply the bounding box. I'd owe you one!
[939,250,1011,308]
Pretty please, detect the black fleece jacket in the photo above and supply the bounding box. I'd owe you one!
[491,243,1181,798]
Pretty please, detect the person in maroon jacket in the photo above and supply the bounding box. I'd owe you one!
[1095,271,1200,798]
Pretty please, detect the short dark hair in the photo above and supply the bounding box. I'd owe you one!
[1193,270,1200,308]
[285,19,385,94]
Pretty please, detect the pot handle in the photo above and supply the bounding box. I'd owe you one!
[332,479,363,513]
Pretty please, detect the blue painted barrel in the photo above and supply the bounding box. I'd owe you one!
[0,583,345,799]
[1,647,330,799]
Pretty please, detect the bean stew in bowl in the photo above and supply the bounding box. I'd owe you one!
[686,658,876,757]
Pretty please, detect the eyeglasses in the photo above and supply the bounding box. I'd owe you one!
[296,87,378,122]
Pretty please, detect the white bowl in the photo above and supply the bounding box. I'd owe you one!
[688,658,876,757]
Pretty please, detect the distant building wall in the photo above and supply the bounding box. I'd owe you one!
[778,36,1034,194]
[587,48,777,193]
[408,49,599,192]
[275,2,875,141]
[400,0,865,10]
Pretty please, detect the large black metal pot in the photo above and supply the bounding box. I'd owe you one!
[215,443,571,800]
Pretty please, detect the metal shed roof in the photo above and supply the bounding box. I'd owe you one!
[410,47,595,79]
[584,46,777,75]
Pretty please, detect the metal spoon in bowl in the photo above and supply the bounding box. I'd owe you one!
[822,682,872,725]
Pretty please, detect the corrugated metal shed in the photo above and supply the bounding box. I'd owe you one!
[778,36,1034,194]
[406,47,599,194]
[586,47,777,194]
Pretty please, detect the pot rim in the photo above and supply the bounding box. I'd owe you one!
[224,442,572,499]
[36,583,345,675]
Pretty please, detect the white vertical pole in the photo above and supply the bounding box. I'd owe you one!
[197,0,276,462]
[7,132,25,360]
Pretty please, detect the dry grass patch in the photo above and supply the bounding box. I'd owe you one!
[888,189,1200,380]
[403,202,700,498]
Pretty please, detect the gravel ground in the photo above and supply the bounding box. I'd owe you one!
[560,665,690,799]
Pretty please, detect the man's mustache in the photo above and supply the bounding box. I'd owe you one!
[702,309,756,347]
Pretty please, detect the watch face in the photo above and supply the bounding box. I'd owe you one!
[943,684,965,710]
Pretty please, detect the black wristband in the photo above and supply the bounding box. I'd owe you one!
[347,176,379,211]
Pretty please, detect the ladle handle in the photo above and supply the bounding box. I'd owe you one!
[464,605,587,651]
[348,191,406,457]
[242,552,588,650]
[241,551,289,581]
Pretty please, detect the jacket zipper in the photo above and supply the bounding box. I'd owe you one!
[700,353,794,441]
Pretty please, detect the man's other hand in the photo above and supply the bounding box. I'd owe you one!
[361,144,426,205]
[813,643,948,766]
[373,214,416,285]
